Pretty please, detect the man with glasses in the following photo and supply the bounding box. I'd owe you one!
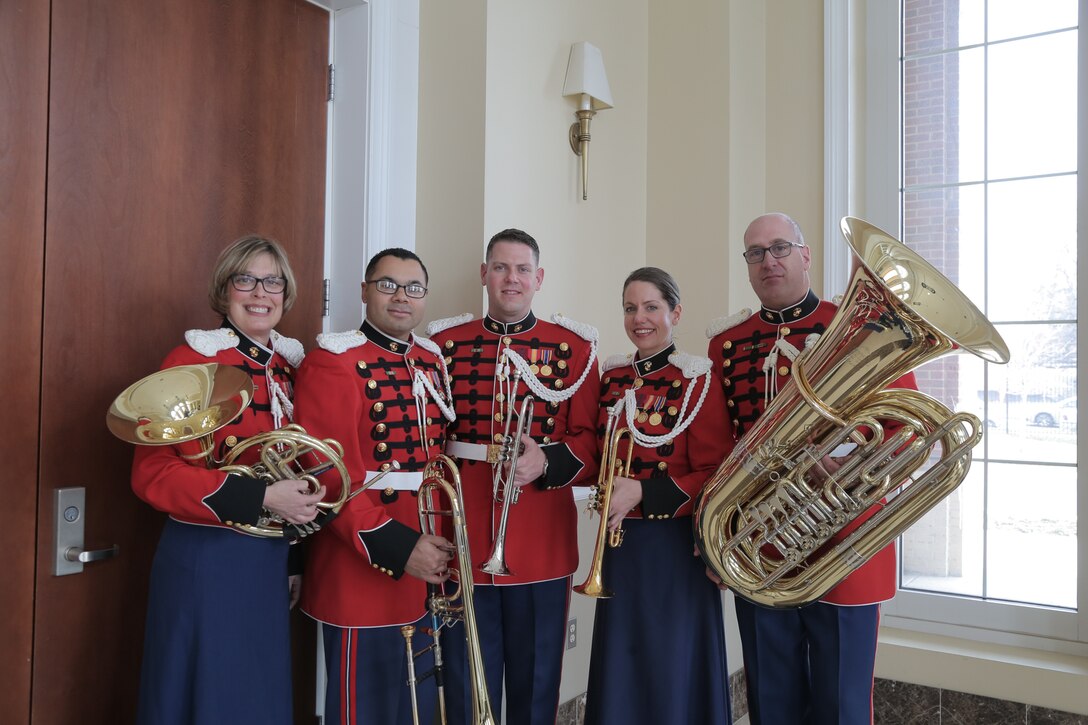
[292,247,457,725]
[427,228,600,725]
[706,212,911,725]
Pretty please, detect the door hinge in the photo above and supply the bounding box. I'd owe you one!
[322,278,331,317]
[327,64,335,102]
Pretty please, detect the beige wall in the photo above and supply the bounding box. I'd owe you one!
[418,0,648,359]
[417,0,488,329]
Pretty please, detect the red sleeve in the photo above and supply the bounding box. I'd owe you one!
[130,347,265,526]
[541,340,602,489]
[655,372,736,518]
[291,349,403,564]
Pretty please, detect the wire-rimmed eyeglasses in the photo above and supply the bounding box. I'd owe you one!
[231,273,287,294]
[367,278,428,299]
[741,241,805,265]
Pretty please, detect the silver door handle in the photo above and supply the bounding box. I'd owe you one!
[54,487,120,576]
[64,545,120,563]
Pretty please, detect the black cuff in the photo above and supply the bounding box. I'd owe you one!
[639,476,689,520]
[287,540,305,575]
[535,443,584,490]
[202,473,267,525]
[358,519,422,580]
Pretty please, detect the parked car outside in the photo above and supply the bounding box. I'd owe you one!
[1058,397,1076,430]
[1023,395,1076,428]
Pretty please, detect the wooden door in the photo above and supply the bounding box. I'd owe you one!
[15,2,330,723]
[0,0,50,719]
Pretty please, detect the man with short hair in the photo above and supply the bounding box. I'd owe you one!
[293,248,456,725]
[428,228,601,725]
[706,212,915,725]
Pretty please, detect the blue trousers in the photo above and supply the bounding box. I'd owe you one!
[322,615,438,725]
[735,598,881,725]
[584,518,731,724]
[137,519,293,725]
[441,578,571,725]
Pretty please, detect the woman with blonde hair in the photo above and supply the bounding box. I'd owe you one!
[131,235,323,725]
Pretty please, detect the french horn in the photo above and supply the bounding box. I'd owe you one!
[694,217,1011,608]
[107,362,357,537]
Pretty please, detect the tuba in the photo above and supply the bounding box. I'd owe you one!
[107,363,368,537]
[406,454,497,725]
[694,217,1011,608]
[573,406,634,599]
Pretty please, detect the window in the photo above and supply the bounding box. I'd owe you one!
[829,0,1084,650]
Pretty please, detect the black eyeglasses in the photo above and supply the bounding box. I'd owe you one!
[742,241,805,264]
[367,278,428,299]
[231,273,287,293]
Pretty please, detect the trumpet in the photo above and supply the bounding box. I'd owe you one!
[409,454,497,725]
[573,408,634,599]
[107,362,361,537]
[480,368,536,577]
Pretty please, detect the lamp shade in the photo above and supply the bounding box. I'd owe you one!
[562,42,613,110]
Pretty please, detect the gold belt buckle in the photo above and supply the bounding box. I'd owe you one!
[485,444,504,464]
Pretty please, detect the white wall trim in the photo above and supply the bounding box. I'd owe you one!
[324,0,420,332]
[823,0,851,298]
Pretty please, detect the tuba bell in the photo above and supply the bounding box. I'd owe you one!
[694,217,1011,608]
[107,362,361,537]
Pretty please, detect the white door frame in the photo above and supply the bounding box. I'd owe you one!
[311,0,420,333]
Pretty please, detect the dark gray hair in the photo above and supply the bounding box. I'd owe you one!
[623,267,681,310]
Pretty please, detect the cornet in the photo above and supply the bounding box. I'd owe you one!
[573,408,634,599]
[480,368,536,576]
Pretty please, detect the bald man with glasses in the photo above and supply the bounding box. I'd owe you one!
[706,212,916,725]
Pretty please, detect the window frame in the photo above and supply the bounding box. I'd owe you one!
[823,0,1087,654]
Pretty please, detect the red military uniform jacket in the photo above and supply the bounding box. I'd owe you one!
[131,323,304,532]
[598,345,735,521]
[706,290,917,605]
[429,311,600,585]
[293,321,453,628]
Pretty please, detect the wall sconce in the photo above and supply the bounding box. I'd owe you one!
[562,42,613,200]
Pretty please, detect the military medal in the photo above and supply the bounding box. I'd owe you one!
[646,394,666,426]
[637,411,649,423]
[529,347,540,375]
[539,348,553,377]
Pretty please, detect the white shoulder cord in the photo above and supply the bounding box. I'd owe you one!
[412,368,456,422]
[621,369,712,448]
[502,340,597,404]
[762,335,803,406]
[409,368,451,460]
[269,376,294,429]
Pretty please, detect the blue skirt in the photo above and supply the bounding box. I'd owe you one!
[584,517,731,725]
[136,519,293,725]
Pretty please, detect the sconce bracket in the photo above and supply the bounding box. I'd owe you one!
[569,123,582,155]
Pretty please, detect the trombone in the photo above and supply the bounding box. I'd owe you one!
[404,454,497,725]
[573,409,635,599]
[480,368,535,576]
